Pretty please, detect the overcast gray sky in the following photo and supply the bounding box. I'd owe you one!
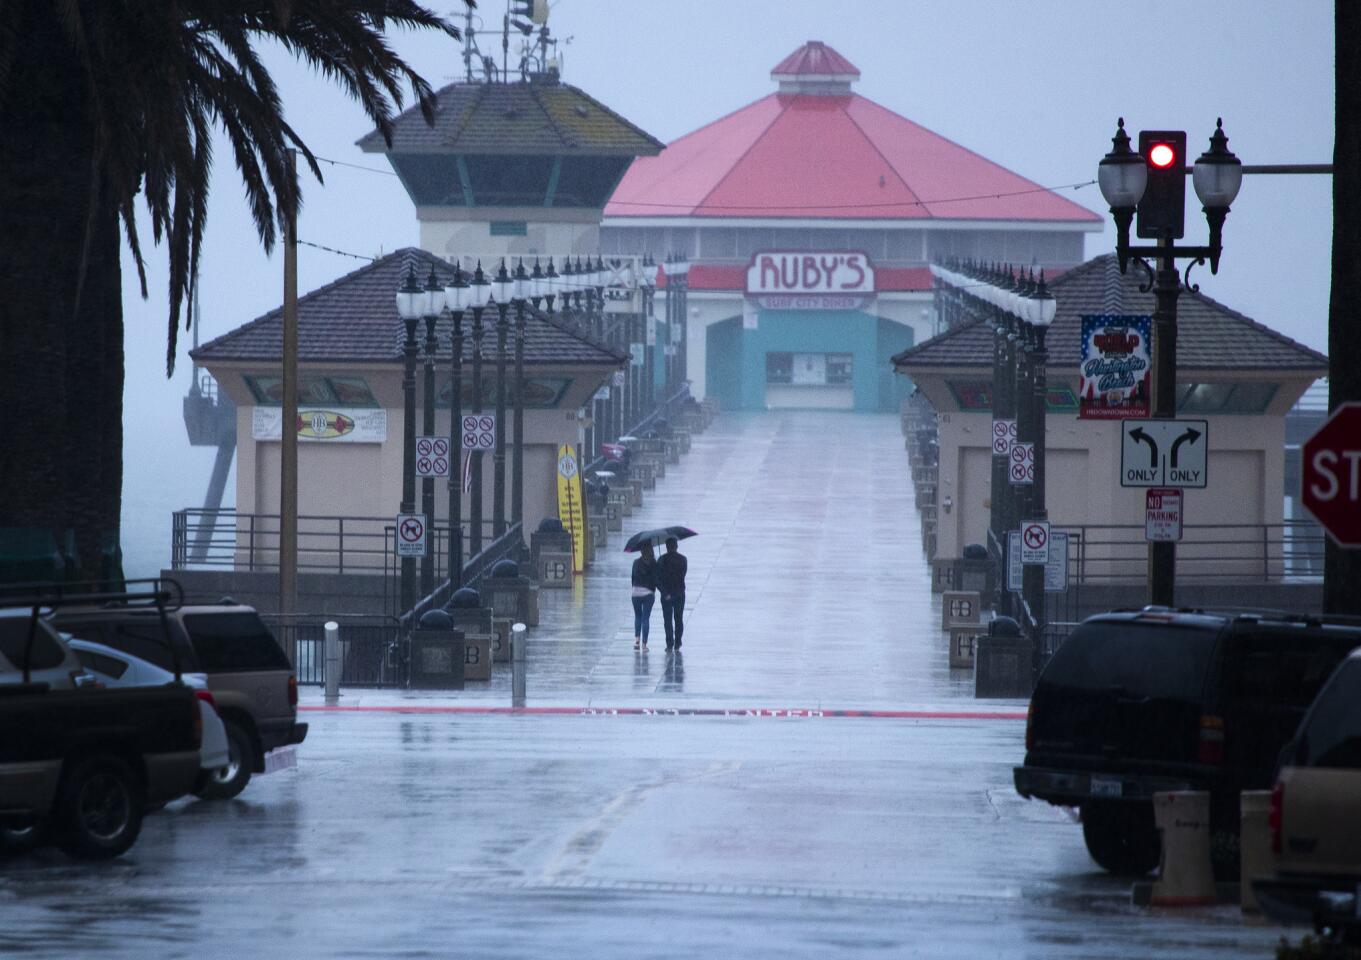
[119,0,1335,575]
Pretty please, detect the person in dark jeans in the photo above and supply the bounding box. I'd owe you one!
[631,545,657,651]
[657,537,687,652]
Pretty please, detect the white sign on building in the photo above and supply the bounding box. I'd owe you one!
[745,251,876,310]
[252,407,387,443]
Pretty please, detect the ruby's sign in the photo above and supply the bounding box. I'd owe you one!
[745,251,875,310]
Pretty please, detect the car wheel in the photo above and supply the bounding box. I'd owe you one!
[194,722,253,801]
[56,756,144,860]
[1081,801,1161,876]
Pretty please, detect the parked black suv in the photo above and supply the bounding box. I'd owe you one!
[1014,608,1361,876]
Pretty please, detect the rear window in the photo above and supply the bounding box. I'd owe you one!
[1294,659,1361,769]
[1040,620,1218,701]
[76,648,130,680]
[59,618,199,674]
[184,613,290,672]
[0,616,65,672]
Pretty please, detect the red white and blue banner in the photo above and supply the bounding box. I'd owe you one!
[1079,315,1152,420]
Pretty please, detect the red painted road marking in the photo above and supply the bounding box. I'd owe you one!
[299,705,1026,720]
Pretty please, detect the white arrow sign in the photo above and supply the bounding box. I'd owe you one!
[1120,419,1209,488]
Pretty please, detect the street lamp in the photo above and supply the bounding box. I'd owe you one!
[444,262,468,587]
[1096,118,1242,606]
[511,258,530,535]
[420,264,446,597]
[468,261,490,556]
[492,260,513,538]
[394,262,424,614]
[641,254,659,414]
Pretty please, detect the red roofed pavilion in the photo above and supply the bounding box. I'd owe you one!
[602,42,1101,412]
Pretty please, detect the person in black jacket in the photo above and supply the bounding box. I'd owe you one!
[657,537,687,652]
[630,545,657,651]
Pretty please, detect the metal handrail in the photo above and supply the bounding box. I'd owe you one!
[398,521,523,630]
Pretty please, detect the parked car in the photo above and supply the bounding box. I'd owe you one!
[1254,648,1361,941]
[67,636,230,779]
[53,600,306,801]
[0,590,202,859]
[1014,607,1361,876]
[0,609,97,690]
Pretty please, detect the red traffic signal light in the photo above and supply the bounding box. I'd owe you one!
[1137,131,1187,239]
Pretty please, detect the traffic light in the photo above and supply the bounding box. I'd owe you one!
[1136,130,1187,239]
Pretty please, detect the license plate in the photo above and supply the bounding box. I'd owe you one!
[1089,776,1122,798]
[262,745,298,775]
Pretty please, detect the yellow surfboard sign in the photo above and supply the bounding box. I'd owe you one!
[555,444,585,574]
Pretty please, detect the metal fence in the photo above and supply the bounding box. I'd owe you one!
[170,509,502,579]
[265,613,403,688]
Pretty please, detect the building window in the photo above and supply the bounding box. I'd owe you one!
[1177,381,1278,414]
[490,221,528,236]
[438,376,570,409]
[766,352,852,386]
[826,353,854,384]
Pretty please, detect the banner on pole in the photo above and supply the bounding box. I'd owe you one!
[1079,315,1152,420]
[555,444,585,574]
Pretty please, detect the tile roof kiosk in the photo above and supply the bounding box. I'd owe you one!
[173,23,662,618]
[602,41,1103,413]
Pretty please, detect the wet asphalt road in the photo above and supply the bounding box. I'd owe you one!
[1,413,1288,957]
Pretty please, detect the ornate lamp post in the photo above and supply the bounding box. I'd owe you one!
[511,258,530,532]
[641,254,659,414]
[1097,118,1242,606]
[394,263,424,614]
[468,262,490,556]
[443,262,468,587]
[420,265,446,597]
[491,260,513,538]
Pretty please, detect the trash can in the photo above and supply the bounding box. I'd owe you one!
[408,609,465,689]
[482,558,540,627]
[959,542,994,596]
[444,587,492,680]
[974,616,1033,698]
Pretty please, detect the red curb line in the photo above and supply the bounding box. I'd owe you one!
[298,705,1027,720]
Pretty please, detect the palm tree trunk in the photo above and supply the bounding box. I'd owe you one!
[0,5,125,581]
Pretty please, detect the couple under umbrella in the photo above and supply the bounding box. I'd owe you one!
[625,526,694,652]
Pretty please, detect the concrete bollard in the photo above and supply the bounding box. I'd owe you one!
[1240,790,1273,913]
[1150,791,1217,906]
[324,620,340,703]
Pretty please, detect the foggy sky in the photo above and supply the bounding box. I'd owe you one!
[118,0,1335,576]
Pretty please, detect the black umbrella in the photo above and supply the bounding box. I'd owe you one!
[623,526,697,553]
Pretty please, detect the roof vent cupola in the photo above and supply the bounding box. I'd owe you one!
[770,41,860,95]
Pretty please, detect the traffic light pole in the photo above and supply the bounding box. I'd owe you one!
[1148,241,1181,607]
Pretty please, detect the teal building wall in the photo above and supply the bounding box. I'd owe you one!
[705,310,915,413]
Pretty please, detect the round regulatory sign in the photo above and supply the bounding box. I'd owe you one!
[399,517,425,542]
[1023,524,1047,550]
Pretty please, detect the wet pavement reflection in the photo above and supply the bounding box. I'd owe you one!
[1,413,1290,957]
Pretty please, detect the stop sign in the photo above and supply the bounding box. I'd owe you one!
[1302,401,1361,547]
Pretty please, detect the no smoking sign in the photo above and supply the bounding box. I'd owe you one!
[1009,442,1035,485]
[460,414,496,451]
[992,419,1017,456]
[415,436,450,478]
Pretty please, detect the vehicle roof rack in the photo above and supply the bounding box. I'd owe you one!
[0,577,184,612]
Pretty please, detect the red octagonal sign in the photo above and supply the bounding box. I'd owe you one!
[1302,402,1361,548]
